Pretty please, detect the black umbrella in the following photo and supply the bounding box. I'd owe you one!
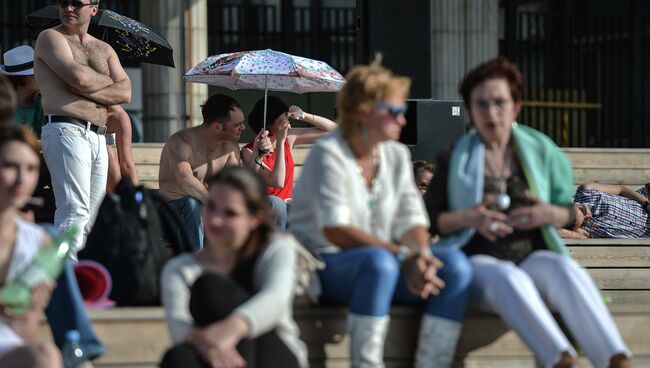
[26,6,175,68]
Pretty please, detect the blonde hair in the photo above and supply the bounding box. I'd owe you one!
[336,55,411,140]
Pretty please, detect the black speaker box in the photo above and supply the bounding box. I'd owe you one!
[356,0,432,98]
[400,100,468,163]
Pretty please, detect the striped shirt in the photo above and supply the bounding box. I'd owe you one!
[574,187,650,238]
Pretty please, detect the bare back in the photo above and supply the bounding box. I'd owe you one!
[35,27,111,124]
[159,127,241,201]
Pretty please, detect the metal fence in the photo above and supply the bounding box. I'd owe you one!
[501,11,650,147]
[0,0,140,51]
[206,2,356,75]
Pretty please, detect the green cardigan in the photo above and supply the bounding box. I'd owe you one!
[436,123,574,255]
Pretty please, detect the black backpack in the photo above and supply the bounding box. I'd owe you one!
[79,178,192,306]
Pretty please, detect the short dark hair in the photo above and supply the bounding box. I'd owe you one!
[90,0,100,5]
[247,96,288,134]
[201,94,242,126]
[459,57,524,108]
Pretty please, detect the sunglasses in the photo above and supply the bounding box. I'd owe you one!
[59,0,95,10]
[470,98,513,112]
[375,102,408,118]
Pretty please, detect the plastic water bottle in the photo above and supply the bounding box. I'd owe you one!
[62,330,85,368]
[0,227,78,315]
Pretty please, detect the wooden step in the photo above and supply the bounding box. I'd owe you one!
[36,304,649,368]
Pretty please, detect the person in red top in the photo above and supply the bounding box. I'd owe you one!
[242,96,336,229]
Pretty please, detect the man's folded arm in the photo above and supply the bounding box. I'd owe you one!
[35,29,114,93]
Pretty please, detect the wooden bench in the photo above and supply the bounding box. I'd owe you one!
[135,146,650,191]
[36,303,650,368]
[63,144,648,367]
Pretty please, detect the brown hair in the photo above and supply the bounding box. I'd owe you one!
[206,166,274,289]
[337,55,411,140]
[459,57,524,107]
[0,75,16,125]
[0,125,41,156]
[413,160,435,177]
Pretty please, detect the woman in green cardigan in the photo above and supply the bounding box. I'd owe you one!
[424,58,631,368]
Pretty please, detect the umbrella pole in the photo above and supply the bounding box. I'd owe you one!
[263,76,268,131]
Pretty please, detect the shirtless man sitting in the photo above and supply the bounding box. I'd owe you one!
[159,94,270,250]
[35,0,131,252]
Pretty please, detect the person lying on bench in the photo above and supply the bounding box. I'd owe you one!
[560,182,650,239]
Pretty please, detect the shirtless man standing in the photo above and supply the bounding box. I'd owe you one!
[34,0,131,251]
[159,93,270,250]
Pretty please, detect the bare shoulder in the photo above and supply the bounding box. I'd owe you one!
[93,36,114,53]
[224,140,241,154]
[35,27,65,48]
[164,131,194,159]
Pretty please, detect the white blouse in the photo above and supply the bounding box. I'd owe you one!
[289,130,429,254]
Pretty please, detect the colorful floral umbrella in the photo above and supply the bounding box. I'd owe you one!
[184,49,346,129]
[26,6,174,67]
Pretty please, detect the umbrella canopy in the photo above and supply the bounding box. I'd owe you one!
[184,49,345,131]
[183,49,346,93]
[26,6,174,67]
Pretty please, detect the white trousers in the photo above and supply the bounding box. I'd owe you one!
[41,122,107,252]
[470,251,631,368]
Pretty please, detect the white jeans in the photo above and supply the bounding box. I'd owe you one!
[470,251,631,368]
[41,122,107,252]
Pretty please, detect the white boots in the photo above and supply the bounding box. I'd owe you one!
[347,313,461,368]
[347,313,390,368]
[415,315,463,368]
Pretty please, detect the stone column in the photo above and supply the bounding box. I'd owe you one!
[430,0,499,99]
[186,0,209,128]
[139,0,208,142]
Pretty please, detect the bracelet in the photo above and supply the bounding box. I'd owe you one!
[396,244,411,263]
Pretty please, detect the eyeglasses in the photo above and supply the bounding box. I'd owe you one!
[59,0,95,10]
[375,102,407,118]
[470,98,513,112]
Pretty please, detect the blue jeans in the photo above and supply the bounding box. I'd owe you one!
[45,260,105,361]
[319,246,472,321]
[169,196,203,251]
[267,195,288,230]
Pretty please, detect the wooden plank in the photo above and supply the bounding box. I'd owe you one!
[568,246,650,267]
[38,304,650,366]
[565,152,650,168]
[603,290,650,305]
[572,168,650,185]
[565,239,650,246]
[588,269,650,290]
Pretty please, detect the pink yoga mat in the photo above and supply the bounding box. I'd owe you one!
[74,260,116,309]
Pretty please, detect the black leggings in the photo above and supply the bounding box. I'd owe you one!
[160,273,301,368]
